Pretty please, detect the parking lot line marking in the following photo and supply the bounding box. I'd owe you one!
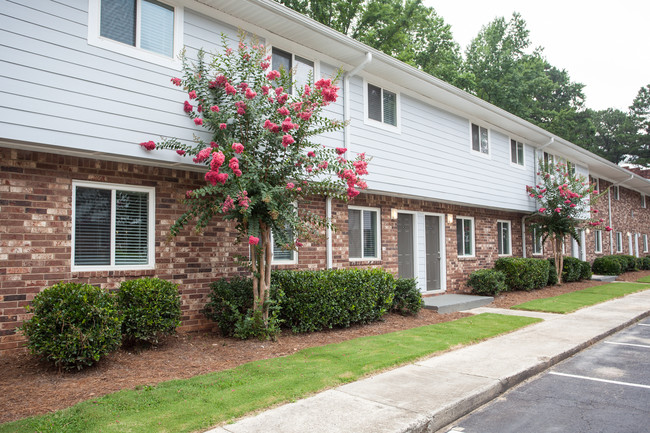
[638,324,650,327]
[604,341,650,349]
[549,372,650,389]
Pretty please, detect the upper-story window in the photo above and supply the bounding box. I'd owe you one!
[543,152,554,165]
[471,123,489,155]
[567,161,576,176]
[271,47,315,94]
[72,181,155,271]
[510,139,524,166]
[366,83,398,128]
[88,0,183,68]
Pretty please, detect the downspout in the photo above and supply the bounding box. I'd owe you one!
[608,174,633,255]
[326,53,372,268]
[525,137,554,258]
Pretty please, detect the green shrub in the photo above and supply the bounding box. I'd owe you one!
[466,269,507,296]
[203,277,281,340]
[561,256,583,282]
[494,257,550,291]
[547,259,558,286]
[642,256,650,270]
[391,278,423,315]
[592,256,622,275]
[272,268,395,333]
[614,255,639,272]
[580,261,593,280]
[203,277,253,337]
[20,282,122,371]
[117,278,182,345]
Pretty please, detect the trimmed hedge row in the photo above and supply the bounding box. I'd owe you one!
[592,254,645,275]
[204,269,424,337]
[494,257,550,292]
[21,278,182,371]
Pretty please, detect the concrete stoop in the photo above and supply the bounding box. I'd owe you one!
[423,294,494,314]
[591,274,617,282]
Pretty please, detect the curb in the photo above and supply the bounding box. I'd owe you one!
[426,308,650,433]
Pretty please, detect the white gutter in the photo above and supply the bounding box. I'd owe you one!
[326,196,333,268]
[343,52,372,153]
[325,53,372,269]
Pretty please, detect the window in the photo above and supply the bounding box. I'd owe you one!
[595,230,602,254]
[616,232,623,253]
[510,139,524,166]
[497,221,511,255]
[72,181,155,270]
[543,152,554,165]
[533,227,543,255]
[471,123,489,154]
[366,83,398,127]
[642,194,646,209]
[593,177,600,192]
[348,207,380,260]
[89,0,182,67]
[271,47,314,94]
[613,185,620,200]
[272,225,297,264]
[456,217,474,257]
[567,161,576,176]
[644,234,648,253]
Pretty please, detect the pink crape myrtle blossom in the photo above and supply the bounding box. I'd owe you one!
[248,236,259,245]
[171,77,182,86]
[232,142,244,154]
[140,141,156,151]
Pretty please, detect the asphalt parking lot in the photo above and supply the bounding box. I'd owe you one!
[442,316,650,433]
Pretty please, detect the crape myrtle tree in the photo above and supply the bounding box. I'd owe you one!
[526,160,605,284]
[140,34,369,333]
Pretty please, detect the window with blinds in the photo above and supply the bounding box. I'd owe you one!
[367,83,398,127]
[497,221,511,255]
[471,123,489,154]
[348,207,379,260]
[73,182,154,270]
[100,0,175,57]
[271,48,314,95]
[272,225,295,263]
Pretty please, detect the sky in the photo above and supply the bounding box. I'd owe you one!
[424,0,650,111]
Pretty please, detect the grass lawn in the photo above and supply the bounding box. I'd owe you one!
[637,276,650,283]
[0,313,539,433]
[511,282,649,314]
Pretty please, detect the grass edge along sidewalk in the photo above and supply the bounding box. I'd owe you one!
[0,313,540,433]
[511,282,650,314]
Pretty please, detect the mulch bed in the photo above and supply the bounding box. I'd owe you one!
[1,270,648,424]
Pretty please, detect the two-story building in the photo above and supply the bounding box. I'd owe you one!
[1,0,650,352]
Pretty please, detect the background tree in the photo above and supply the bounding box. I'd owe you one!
[527,161,602,283]
[583,108,639,164]
[140,35,369,336]
[628,84,650,165]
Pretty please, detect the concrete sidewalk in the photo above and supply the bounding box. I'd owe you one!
[205,289,650,433]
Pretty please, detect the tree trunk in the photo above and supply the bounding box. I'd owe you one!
[554,234,565,285]
[252,222,272,326]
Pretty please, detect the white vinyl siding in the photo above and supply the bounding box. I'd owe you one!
[348,207,380,260]
[595,230,602,254]
[456,217,474,257]
[72,181,155,271]
[497,220,511,256]
[471,123,489,155]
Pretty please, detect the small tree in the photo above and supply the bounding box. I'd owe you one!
[140,33,368,336]
[526,161,604,284]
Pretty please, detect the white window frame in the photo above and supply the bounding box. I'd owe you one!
[644,234,648,253]
[469,122,490,157]
[594,230,603,254]
[88,0,184,69]
[456,216,475,258]
[532,227,543,255]
[71,180,155,272]
[543,151,555,166]
[593,177,600,192]
[348,205,381,261]
[616,231,623,253]
[268,46,320,94]
[510,139,525,168]
[567,160,576,176]
[363,79,401,132]
[497,220,512,256]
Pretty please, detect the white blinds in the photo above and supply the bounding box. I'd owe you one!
[115,191,149,265]
[100,0,136,46]
[74,187,112,266]
[140,0,175,57]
